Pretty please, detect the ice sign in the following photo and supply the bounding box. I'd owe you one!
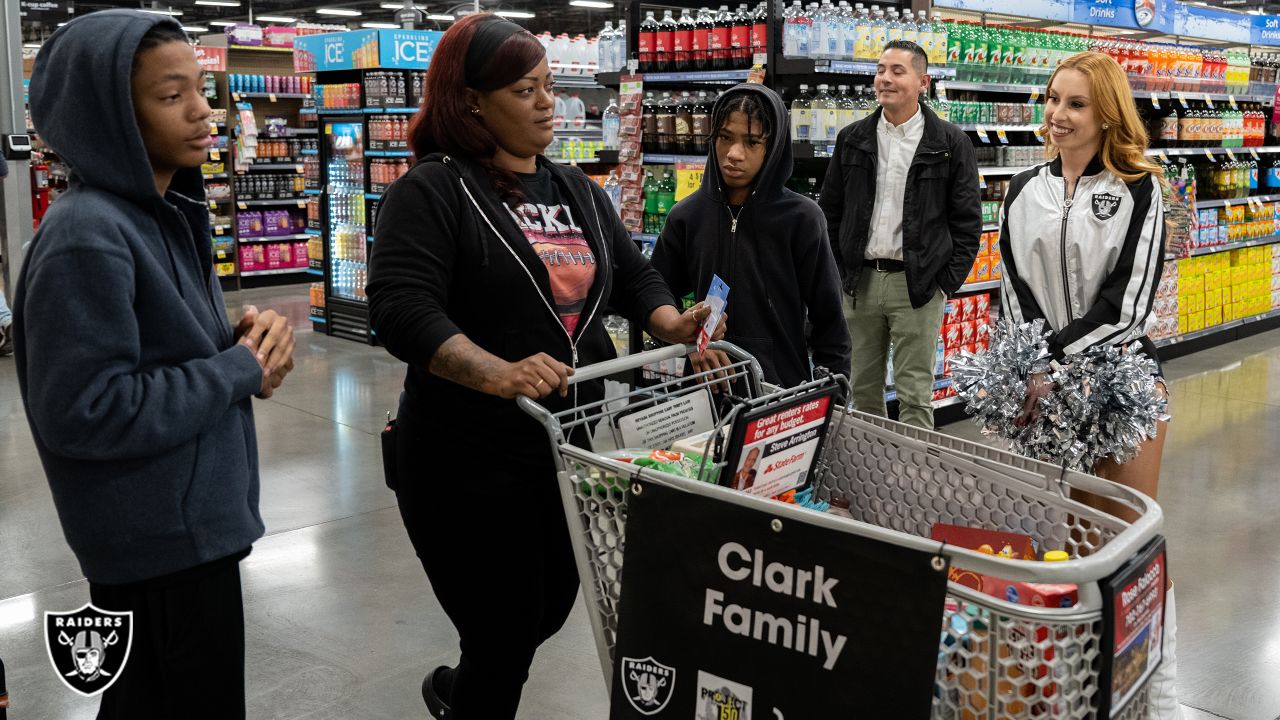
[379,30,443,69]
[325,38,345,64]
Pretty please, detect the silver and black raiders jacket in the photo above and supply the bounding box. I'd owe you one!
[999,155,1165,359]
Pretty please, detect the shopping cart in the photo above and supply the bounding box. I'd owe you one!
[519,343,1165,719]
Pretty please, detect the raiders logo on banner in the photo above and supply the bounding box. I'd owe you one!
[45,605,133,697]
[1092,192,1122,220]
[609,482,950,719]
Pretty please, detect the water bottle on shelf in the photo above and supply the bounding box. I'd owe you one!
[605,170,623,215]
[598,21,616,73]
[790,84,814,144]
[603,98,621,150]
[783,0,805,59]
[615,20,628,71]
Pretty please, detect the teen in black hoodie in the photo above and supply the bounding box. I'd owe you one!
[366,15,715,720]
[651,84,850,388]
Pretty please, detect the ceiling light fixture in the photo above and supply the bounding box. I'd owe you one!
[23,42,41,48]
[139,8,183,16]
[379,2,424,8]
[362,21,399,28]
[427,13,455,21]
[182,25,210,32]
[256,15,297,22]
[210,20,237,26]
[570,0,614,7]
[495,10,536,18]
[316,7,363,16]
[194,0,241,6]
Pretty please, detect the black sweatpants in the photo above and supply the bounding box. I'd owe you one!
[88,552,247,720]
[395,412,581,720]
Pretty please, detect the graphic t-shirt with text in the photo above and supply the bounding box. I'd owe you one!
[510,168,596,336]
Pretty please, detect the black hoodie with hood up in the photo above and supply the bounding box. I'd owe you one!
[650,83,851,388]
[15,11,266,585]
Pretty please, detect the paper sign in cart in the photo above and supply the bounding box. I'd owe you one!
[720,387,836,498]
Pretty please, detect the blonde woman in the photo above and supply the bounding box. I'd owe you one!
[998,51,1180,719]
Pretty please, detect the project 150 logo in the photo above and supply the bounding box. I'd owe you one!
[44,605,134,697]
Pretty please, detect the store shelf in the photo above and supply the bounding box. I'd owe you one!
[1195,194,1280,208]
[555,126,604,136]
[932,394,965,410]
[1146,146,1280,158]
[316,108,364,115]
[232,92,310,99]
[227,45,295,54]
[938,82,1273,106]
[793,143,836,159]
[363,107,419,114]
[204,172,229,180]
[632,232,659,243]
[597,149,621,164]
[301,149,319,155]
[239,233,314,243]
[978,166,1033,177]
[982,223,1000,231]
[550,156,602,164]
[240,267,310,277]
[1183,235,1280,257]
[366,150,413,157]
[642,153,706,165]
[778,57,956,78]
[958,280,1001,293]
[283,128,318,136]
[240,163,303,172]
[958,124,1041,133]
[553,74,606,89]
[1156,309,1280,348]
[304,189,322,195]
[617,69,752,84]
[938,79,1044,94]
[365,192,383,200]
[306,268,324,276]
[305,228,323,235]
[310,313,327,320]
[885,377,954,403]
[239,197,309,207]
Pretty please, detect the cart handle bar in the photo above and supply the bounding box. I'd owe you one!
[563,341,764,387]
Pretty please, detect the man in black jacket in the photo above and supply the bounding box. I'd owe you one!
[819,40,981,429]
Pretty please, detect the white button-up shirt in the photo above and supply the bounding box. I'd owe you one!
[865,106,925,262]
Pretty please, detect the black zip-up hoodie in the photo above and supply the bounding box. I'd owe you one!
[368,154,676,454]
[650,83,851,387]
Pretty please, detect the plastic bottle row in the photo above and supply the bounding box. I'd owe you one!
[370,159,410,189]
[365,71,425,108]
[369,116,410,144]
[234,174,305,200]
[782,2,948,65]
[329,194,368,227]
[595,22,629,74]
[790,84,877,145]
[539,31,606,76]
[1147,106,1270,148]
[641,169,676,234]
[331,259,368,303]
[641,90,718,156]
[637,4,768,73]
[316,83,364,110]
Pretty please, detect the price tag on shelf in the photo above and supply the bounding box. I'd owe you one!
[1151,95,1161,110]
[1028,87,1039,103]
[295,165,304,173]
[1177,92,1189,108]
[1226,148,1237,161]
[1033,127,1045,144]
[210,124,219,135]
[937,84,948,101]
[214,226,224,235]
[210,149,221,161]
[232,92,241,102]
[978,173,987,189]
[1205,94,1215,109]
[996,128,1009,144]
[1158,151,1170,164]
[1250,148,1261,160]
[1224,200,1233,211]
[269,93,278,103]
[237,202,248,210]
[297,200,307,209]
[976,125,991,143]
[1230,95,1239,110]
[1204,148,1216,162]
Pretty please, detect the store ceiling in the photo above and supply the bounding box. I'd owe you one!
[20,0,623,44]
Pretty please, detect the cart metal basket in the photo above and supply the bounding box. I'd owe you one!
[519,343,1164,719]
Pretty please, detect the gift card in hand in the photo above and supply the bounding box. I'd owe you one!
[697,274,729,354]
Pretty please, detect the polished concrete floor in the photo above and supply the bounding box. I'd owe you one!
[0,286,1277,719]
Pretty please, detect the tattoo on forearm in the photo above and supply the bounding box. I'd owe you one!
[428,335,504,394]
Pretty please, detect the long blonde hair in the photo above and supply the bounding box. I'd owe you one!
[1044,51,1165,184]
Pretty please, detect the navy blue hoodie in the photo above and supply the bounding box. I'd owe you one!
[14,11,266,584]
[650,83,851,387]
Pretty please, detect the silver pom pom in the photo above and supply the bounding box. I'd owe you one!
[951,320,1170,471]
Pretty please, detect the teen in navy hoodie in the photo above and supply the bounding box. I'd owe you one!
[15,12,295,716]
[651,83,851,388]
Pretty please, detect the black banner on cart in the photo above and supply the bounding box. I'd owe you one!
[609,481,950,720]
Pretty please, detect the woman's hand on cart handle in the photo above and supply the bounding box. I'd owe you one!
[689,349,733,394]
[646,303,728,346]
[1015,372,1053,427]
[429,335,572,399]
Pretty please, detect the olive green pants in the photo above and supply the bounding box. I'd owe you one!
[843,270,945,430]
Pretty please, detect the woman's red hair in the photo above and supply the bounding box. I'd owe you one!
[409,13,546,206]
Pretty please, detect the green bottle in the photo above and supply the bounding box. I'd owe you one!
[656,171,677,231]
[643,170,659,233]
